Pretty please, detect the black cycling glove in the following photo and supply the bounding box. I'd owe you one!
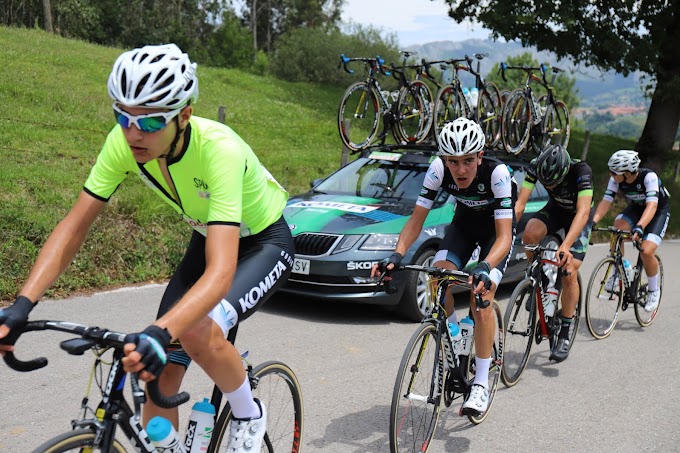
[471,260,493,291]
[125,325,172,377]
[0,296,36,330]
[632,224,644,238]
[378,252,403,273]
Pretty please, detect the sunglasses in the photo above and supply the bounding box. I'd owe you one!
[609,170,625,176]
[113,104,182,133]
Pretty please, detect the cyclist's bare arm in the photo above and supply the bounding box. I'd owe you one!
[370,204,429,278]
[636,200,659,231]
[560,194,592,263]
[593,198,612,224]
[485,217,513,270]
[514,186,531,220]
[154,224,239,340]
[21,190,106,302]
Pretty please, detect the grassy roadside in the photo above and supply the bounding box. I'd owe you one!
[0,26,676,302]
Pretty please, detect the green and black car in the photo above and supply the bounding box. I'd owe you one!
[282,144,548,321]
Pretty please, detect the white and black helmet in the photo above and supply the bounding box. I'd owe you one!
[437,118,485,157]
[608,150,641,173]
[107,44,198,108]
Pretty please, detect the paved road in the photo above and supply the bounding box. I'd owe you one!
[1,243,679,452]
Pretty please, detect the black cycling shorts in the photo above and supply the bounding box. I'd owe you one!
[532,201,594,261]
[617,204,670,245]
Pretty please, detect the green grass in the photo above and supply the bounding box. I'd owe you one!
[0,26,675,301]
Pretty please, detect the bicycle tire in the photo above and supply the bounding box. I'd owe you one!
[585,257,622,339]
[338,81,380,151]
[395,80,433,144]
[33,429,127,452]
[212,361,304,453]
[389,322,442,453]
[432,84,467,139]
[539,100,570,150]
[501,89,532,155]
[467,300,503,425]
[478,81,502,149]
[634,254,663,327]
[501,278,536,388]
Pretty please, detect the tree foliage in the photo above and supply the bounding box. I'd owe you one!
[442,0,680,170]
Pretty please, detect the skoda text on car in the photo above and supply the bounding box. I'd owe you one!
[282,144,548,321]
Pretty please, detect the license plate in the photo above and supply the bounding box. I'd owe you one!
[292,258,310,275]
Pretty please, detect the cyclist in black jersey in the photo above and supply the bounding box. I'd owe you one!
[372,117,516,415]
[515,144,594,362]
[0,44,293,452]
[593,150,670,312]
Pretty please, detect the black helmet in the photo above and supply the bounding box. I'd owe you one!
[534,144,571,186]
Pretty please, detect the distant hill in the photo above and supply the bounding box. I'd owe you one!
[404,39,649,109]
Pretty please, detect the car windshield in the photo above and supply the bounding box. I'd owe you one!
[313,157,429,201]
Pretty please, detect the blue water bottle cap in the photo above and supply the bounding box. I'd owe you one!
[448,322,460,336]
[147,416,173,441]
[623,259,631,267]
[192,398,216,415]
[460,316,474,325]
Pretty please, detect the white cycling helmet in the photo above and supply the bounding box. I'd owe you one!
[437,118,485,157]
[107,44,198,109]
[608,150,640,173]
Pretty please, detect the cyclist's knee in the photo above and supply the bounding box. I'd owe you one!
[522,223,545,245]
[180,317,230,358]
[613,217,630,230]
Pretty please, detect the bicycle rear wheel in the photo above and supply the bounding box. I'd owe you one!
[433,84,467,139]
[395,80,433,144]
[338,81,380,151]
[212,361,304,453]
[389,322,443,453]
[467,300,503,425]
[478,82,502,149]
[585,257,622,339]
[501,90,532,155]
[502,278,536,388]
[634,254,663,327]
[33,429,127,452]
[540,100,570,149]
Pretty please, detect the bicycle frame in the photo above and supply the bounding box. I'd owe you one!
[523,245,563,339]
[600,227,644,309]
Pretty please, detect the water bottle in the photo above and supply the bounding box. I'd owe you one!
[623,259,634,282]
[459,316,475,355]
[184,398,215,453]
[542,288,558,317]
[469,87,479,109]
[147,416,185,453]
[530,92,542,124]
[448,322,463,355]
[462,87,472,106]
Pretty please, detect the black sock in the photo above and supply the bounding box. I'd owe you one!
[559,316,573,340]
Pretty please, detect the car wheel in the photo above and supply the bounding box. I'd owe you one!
[397,248,437,322]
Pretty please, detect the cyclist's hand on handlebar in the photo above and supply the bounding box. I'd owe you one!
[470,261,493,296]
[632,224,644,241]
[0,296,36,355]
[370,252,403,279]
[556,245,573,268]
[123,325,172,381]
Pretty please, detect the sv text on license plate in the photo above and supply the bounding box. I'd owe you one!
[292,258,310,275]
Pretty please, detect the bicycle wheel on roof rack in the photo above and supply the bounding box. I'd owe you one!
[501,89,532,155]
[477,81,502,149]
[338,81,381,151]
[433,84,468,139]
[395,80,433,145]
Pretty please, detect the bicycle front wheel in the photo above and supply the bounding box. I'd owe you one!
[395,80,434,144]
[33,429,127,452]
[501,90,532,155]
[338,81,380,151]
[467,300,503,425]
[585,257,622,339]
[540,100,570,149]
[433,84,467,139]
[389,322,443,453]
[502,278,536,388]
[634,254,663,327]
[212,361,304,453]
[478,82,502,149]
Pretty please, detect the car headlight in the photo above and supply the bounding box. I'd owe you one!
[360,234,399,251]
[333,234,363,254]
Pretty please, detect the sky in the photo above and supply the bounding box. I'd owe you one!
[340,0,492,47]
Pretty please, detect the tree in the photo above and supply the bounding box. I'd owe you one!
[441,0,680,171]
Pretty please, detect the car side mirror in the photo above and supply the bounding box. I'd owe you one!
[310,178,324,189]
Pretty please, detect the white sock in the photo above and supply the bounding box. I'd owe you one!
[447,311,458,325]
[473,357,492,389]
[648,274,659,292]
[224,375,261,419]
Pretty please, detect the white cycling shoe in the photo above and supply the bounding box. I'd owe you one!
[462,384,489,415]
[644,289,660,312]
[226,399,267,452]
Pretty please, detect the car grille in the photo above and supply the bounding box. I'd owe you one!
[294,233,341,256]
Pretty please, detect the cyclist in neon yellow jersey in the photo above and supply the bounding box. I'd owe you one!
[0,44,292,452]
[515,144,594,363]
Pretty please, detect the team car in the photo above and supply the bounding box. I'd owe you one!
[281,144,549,321]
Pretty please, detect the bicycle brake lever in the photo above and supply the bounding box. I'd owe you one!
[475,294,490,310]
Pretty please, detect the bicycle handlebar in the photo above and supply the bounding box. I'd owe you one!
[1,320,190,409]
[593,226,644,251]
[498,61,562,86]
[338,53,391,76]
